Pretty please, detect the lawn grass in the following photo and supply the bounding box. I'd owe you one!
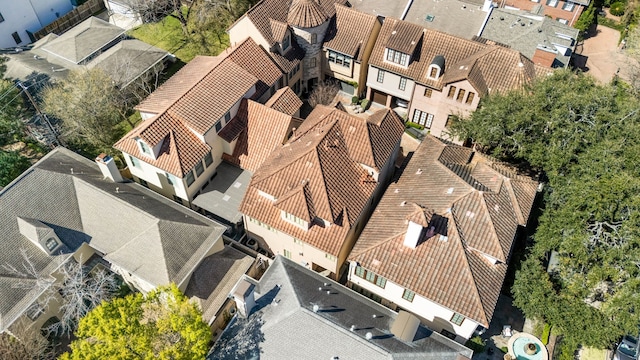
[580,347,607,360]
[128,15,229,62]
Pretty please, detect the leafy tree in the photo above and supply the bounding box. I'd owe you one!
[451,69,640,350]
[41,68,128,150]
[60,284,211,360]
[0,150,30,186]
[574,4,596,33]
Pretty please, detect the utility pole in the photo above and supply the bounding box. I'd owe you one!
[16,81,60,147]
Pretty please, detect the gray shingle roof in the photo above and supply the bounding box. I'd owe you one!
[210,256,473,360]
[0,148,225,332]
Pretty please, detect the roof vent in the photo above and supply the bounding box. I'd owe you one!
[416,168,423,174]
[350,325,356,331]
[447,187,454,194]
[365,332,373,340]
[439,235,448,241]
[391,30,397,35]
[313,304,319,313]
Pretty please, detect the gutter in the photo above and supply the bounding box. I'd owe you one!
[400,0,414,20]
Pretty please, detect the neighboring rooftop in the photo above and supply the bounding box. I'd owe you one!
[40,17,124,64]
[0,148,226,332]
[478,8,578,68]
[403,0,489,39]
[210,256,473,360]
[185,245,254,323]
[323,4,380,62]
[240,106,404,256]
[350,136,538,327]
[369,17,550,94]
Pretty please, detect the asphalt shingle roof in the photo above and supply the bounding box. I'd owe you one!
[0,148,226,332]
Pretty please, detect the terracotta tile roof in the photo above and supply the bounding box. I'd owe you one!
[298,106,405,171]
[270,19,289,43]
[238,0,346,46]
[386,20,424,55]
[240,107,403,256]
[349,136,538,327]
[136,56,223,114]
[287,0,329,28]
[323,4,378,61]
[117,38,286,176]
[532,48,556,67]
[220,99,297,172]
[369,18,542,95]
[264,87,303,115]
[114,114,211,177]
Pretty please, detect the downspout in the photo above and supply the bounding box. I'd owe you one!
[400,0,414,20]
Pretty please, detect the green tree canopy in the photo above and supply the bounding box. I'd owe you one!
[451,69,640,350]
[41,68,127,151]
[60,284,211,360]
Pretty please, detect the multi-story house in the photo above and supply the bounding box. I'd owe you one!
[228,0,348,94]
[322,4,381,96]
[499,0,589,26]
[240,105,405,279]
[0,147,254,342]
[0,0,74,48]
[114,37,289,209]
[366,17,549,141]
[348,136,538,342]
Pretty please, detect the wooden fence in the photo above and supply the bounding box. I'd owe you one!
[32,0,106,40]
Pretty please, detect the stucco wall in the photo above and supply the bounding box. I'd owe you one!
[366,66,415,102]
[348,262,479,343]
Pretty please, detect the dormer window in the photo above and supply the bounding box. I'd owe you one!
[427,55,445,80]
[45,237,58,251]
[136,138,152,157]
[281,210,308,230]
[386,49,409,66]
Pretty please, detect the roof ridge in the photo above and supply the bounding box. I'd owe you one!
[502,178,525,226]
[448,217,490,326]
[477,191,507,262]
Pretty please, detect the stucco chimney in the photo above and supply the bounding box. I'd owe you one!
[95,153,123,183]
[403,221,424,248]
[231,277,256,318]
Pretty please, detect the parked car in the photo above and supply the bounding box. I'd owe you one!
[615,335,640,360]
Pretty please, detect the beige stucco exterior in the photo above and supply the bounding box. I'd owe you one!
[322,18,381,97]
[408,80,481,141]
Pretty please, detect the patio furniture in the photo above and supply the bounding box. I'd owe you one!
[502,325,513,337]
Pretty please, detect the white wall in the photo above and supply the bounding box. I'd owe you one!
[228,16,270,49]
[244,215,339,275]
[366,66,415,101]
[0,0,73,48]
[348,262,479,342]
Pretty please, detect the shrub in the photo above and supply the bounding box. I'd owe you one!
[500,346,509,353]
[351,96,359,105]
[541,324,551,345]
[610,2,625,16]
[406,121,425,130]
[465,336,486,354]
[361,99,370,110]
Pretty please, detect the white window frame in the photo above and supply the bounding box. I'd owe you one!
[562,1,574,10]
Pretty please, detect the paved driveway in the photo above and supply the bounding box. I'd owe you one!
[576,25,633,84]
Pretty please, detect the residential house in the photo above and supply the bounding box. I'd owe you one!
[0,147,254,339]
[478,7,579,68]
[115,37,298,230]
[0,0,74,48]
[321,4,381,96]
[228,0,348,94]
[348,136,538,342]
[102,0,144,29]
[366,17,549,140]
[211,255,473,360]
[191,89,303,233]
[240,105,405,279]
[5,17,170,89]
[498,0,589,26]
